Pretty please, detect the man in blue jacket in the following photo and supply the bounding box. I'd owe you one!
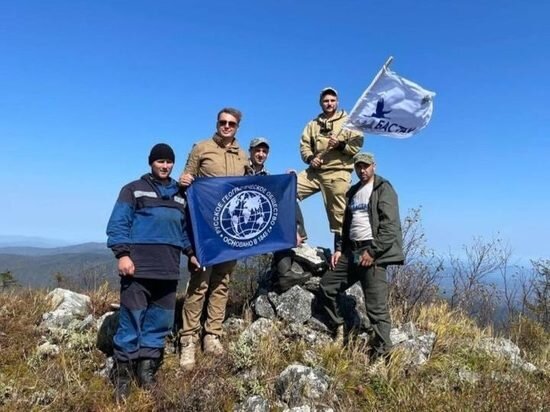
[106,143,199,400]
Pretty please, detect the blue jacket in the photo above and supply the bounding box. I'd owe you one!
[106,174,193,278]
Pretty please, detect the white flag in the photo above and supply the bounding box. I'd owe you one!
[343,66,435,138]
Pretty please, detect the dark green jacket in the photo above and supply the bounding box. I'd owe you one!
[337,175,404,265]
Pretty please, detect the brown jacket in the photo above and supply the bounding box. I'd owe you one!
[300,110,363,171]
[182,134,249,178]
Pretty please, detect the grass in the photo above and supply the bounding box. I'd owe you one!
[0,287,549,411]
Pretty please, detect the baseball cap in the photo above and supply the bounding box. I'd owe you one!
[249,137,270,149]
[353,152,375,165]
[320,87,338,100]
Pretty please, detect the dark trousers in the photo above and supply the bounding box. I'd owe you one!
[113,277,178,362]
[319,250,392,354]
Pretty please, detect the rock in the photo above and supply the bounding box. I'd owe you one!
[276,364,331,408]
[240,318,277,345]
[305,317,331,334]
[96,311,119,356]
[268,291,281,308]
[341,283,371,332]
[283,323,332,347]
[40,311,75,331]
[283,406,311,412]
[40,289,91,331]
[302,276,321,294]
[253,294,276,319]
[398,331,436,367]
[235,395,269,412]
[276,286,314,324]
[478,337,537,373]
[401,321,417,338]
[96,356,115,379]
[390,328,409,346]
[76,314,95,332]
[36,342,60,358]
[47,288,90,316]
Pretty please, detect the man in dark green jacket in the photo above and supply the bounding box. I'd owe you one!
[319,152,404,359]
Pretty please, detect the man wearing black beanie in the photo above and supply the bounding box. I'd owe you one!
[106,143,199,400]
[148,143,175,165]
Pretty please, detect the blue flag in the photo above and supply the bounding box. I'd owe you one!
[186,174,297,267]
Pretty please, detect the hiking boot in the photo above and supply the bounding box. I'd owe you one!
[137,357,162,389]
[334,324,345,346]
[110,360,133,402]
[179,335,196,371]
[203,334,224,356]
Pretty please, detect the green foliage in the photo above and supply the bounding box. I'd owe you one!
[527,259,550,331]
[0,270,17,290]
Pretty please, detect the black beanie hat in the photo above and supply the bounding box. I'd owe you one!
[148,143,175,165]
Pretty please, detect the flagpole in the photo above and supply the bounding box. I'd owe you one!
[346,56,394,118]
[317,56,394,161]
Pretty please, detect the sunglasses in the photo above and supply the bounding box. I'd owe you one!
[218,120,238,128]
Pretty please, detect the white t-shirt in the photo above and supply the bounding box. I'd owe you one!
[349,181,374,241]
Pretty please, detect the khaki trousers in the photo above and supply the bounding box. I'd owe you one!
[297,168,351,234]
[181,260,236,337]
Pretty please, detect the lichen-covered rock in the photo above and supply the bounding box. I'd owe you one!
[240,318,277,345]
[253,294,276,319]
[234,395,269,412]
[478,337,537,372]
[40,288,91,331]
[276,286,314,324]
[276,364,331,408]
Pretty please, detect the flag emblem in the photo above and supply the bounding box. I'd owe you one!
[214,185,278,245]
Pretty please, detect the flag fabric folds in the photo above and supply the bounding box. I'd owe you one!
[186,174,297,267]
[343,66,435,138]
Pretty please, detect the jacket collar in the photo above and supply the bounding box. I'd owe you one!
[212,133,241,152]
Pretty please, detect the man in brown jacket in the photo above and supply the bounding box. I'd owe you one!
[297,87,363,245]
[178,107,248,371]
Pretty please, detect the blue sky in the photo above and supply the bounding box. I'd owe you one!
[1,1,548,261]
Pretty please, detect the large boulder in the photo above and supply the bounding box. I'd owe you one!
[40,288,91,330]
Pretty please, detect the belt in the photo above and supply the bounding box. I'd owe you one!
[349,239,372,250]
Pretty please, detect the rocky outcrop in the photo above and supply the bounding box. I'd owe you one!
[276,364,331,409]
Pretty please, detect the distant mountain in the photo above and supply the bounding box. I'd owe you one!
[0,242,107,256]
[0,235,73,248]
[0,251,118,288]
[0,242,190,288]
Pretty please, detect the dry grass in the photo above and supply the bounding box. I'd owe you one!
[1,288,549,411]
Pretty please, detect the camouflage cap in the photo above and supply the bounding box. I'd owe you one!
[320,87,338,100]
[249,137,270,149]
[353,152,375,165]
